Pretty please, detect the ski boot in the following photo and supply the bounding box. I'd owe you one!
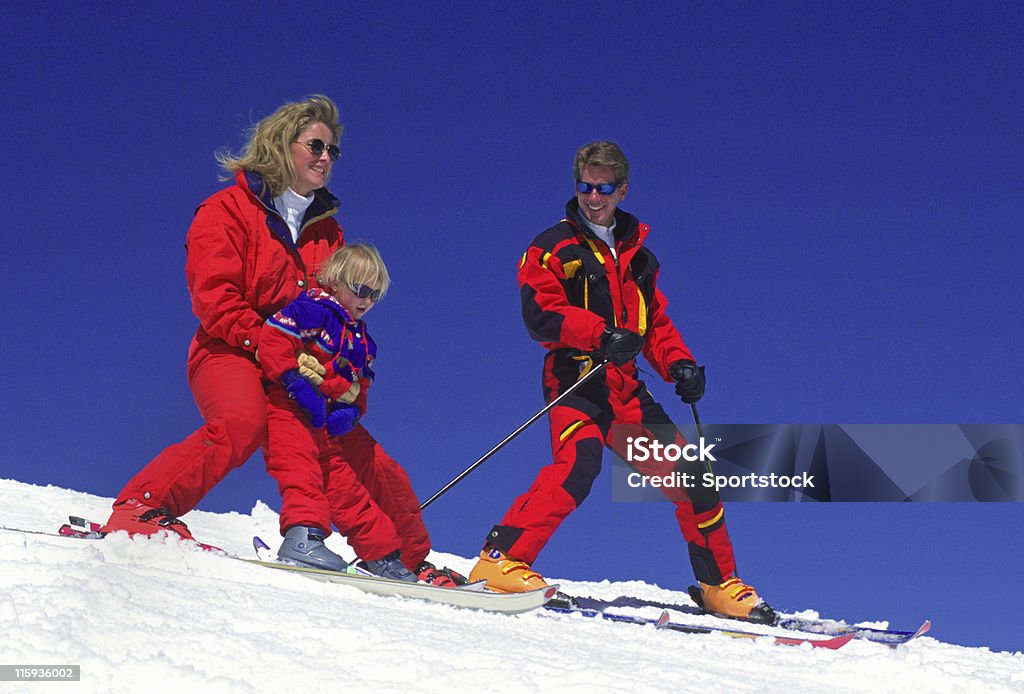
[469,547,548,593]
[415,561,469,588]
[689,577,776,624]
[277,526,350,572]
[358,550,418,583]
[100,498,195,541]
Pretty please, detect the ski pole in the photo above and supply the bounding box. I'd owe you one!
[420,359,609,510]
[690,402,704,441]
[689,401,714,474]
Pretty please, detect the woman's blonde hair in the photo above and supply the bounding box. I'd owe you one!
[216,94,342,197]
[316,243,391,299]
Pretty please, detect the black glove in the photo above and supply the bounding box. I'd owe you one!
[669,360,706,404]
[599,327,643,366]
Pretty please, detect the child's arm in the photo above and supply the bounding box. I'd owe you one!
[353,376,371,415]
[258,322,303,382]
[326,375,369,437]
[320,357,359,403]
[320,316,373,405]
[325,323,374,437]
[259,292,330,381]
[259,294,331,428]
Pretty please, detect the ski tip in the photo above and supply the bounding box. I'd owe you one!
[885,619,932,647]
[773,631,857,649]
[655,610,671,629]
[253,536,271,552]
[196,541,227,555]
[813,632,858,649]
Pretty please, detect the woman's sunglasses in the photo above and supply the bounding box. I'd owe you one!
[299,138,341,162]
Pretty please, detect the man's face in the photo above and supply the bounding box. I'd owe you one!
[575,164,628,227]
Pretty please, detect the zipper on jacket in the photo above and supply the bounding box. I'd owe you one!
[613,253,628,326]
[259,200,311,287]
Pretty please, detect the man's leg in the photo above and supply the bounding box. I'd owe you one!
[470,403,605,592]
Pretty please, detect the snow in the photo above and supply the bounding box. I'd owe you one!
[1,478,1021,694]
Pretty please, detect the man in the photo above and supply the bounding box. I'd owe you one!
[468,141,772,621]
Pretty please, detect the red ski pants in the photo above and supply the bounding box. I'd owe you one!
[265,385,431,569]
[491,366,737,585]
[115,347,267,517]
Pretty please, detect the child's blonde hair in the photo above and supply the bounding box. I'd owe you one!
[316,243,390,298]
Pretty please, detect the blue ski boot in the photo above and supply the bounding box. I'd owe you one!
[277,526,349,572]
[358,550,418,582]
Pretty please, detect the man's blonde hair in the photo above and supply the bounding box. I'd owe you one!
[216,94,342,197]
[573,140,630,185]
[316,243,390,299]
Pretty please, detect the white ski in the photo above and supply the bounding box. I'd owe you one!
[241,556,557,614]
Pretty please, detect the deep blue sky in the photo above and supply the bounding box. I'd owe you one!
[2,3,1021,652]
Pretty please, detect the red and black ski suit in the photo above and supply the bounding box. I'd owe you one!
[485,198,737,586]
[259,289,430,568]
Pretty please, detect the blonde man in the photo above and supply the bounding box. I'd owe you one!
[470,141,773,622]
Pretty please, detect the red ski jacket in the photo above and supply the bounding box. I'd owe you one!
[185,171,344,369]
[518,198,695,383]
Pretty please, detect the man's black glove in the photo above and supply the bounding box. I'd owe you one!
[599,327,643,366]
[669,359,706,404]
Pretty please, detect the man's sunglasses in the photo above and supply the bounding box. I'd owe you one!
[299,138,341,162]
[349,283,383,301]
[576,180,620,196]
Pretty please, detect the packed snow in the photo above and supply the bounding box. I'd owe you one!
[0,478,1020,694]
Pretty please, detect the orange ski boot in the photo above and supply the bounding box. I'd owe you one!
[469,547,548,593]
[696,577,776,623]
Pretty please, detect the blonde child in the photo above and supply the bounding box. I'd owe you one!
[258,244,430,582]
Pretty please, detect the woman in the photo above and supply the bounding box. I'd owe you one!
[101,96,430,567]
[102,95,343,537]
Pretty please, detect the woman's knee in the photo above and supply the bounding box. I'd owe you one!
[215,403,268,454]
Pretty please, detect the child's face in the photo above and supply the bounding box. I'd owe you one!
[334,281,381,320]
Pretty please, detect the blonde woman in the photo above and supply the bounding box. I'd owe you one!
[102,95,346,538]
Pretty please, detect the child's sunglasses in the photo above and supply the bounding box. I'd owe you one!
[349,283,383,301]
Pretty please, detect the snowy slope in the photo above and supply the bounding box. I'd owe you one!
[1,479,1021,694]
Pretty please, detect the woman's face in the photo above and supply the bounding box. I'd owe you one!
[290,121,336,195]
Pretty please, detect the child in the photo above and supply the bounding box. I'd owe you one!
[257,243,429,582]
